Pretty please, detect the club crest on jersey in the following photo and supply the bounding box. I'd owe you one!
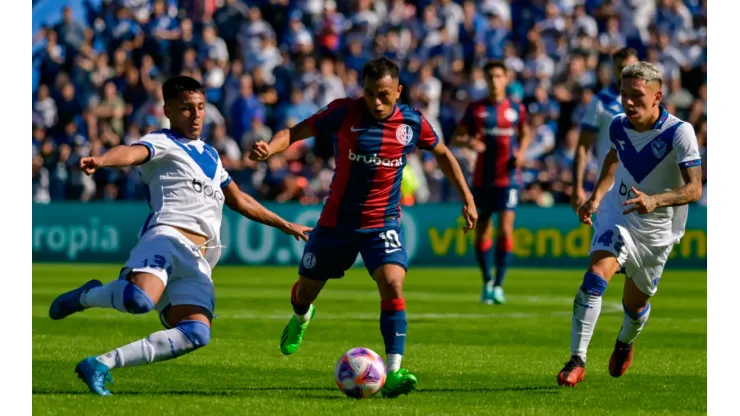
[395,124,414,146]
[504,108,518,123]
[651,139,667,159]
[302,252,316,269]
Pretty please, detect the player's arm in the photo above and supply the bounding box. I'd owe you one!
[578,148,618,225]
[450,104,485,152]
[571,129,597,209]
[222,181,311,241]
[79,144,150,175]
[429,141,477,231]
[249,120,314,161]
[515,116,532,168]
[623,124,703,215]
[417,114,477,230]
[572,98,603,211]
[250,99,346,161]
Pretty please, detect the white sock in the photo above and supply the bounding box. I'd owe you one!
[571,289,602,363]
[95,327,196,368]
[617,303,651,345]
[295,307,312,323]
[386,353,402,372]
[80,279,130,312]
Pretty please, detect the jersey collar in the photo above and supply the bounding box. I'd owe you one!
[622,105,669,131]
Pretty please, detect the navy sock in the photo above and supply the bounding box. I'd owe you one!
[494,236,513,287]
[380,299,407,356]
[290,282,310,315]
[475,239,494,283]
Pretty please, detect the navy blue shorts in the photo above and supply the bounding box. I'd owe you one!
[298,226,408,280]
[473,186,519,222]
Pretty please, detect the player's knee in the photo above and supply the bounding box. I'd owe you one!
[123,283,155,314]
[580,271,608,297]
[176,320,211,349]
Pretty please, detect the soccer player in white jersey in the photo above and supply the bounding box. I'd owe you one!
[557,62,703,387]
[47,76,312,396]
[571,48,639,212]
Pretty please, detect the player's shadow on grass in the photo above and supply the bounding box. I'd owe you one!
[419,386,558,394]
[33,386,558,397]
[32,387,338,396]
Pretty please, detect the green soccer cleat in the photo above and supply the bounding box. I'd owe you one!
[381,368,417,398]
[492,286,506,304]
[280,305,315,355]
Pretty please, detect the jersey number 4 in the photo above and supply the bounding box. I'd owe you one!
[594,230,625,253]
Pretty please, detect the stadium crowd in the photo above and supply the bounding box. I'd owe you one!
[32,0,707,207]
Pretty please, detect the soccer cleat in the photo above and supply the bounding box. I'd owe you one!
[557,356,586,387]
[492,285,506,304]
[49,280,103,320]
[609,340,635,378]
[381,368,417,398]
[481,282,494,304]
[75,356,114,396]
[280,304,315,355]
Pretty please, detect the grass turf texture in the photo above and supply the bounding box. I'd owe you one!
[32,264,706,415]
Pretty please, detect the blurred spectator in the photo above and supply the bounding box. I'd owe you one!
[30,0,707,206]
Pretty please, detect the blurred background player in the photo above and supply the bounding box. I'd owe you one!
[557,63,702,387]
[571,48,639,212]
[48,76,311,396]
[451,60,531,305]
[249,57,477,398]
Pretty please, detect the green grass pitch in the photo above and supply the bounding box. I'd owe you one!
[32,264,706,415]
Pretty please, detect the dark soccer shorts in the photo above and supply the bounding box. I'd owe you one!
[473,186,520,222]
[298,226,408,280]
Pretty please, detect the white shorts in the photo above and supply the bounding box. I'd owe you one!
[589,221,673,297]
[120,225,215,327]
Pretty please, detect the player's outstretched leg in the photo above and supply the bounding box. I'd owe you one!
[76,305,211,396]
[557,251,619,387]
[373,265,417,398]
[610,277,651,378]
[492,211,515,304]
[280,277,324,355]
[474,219,495,304]
[49,271,164,320]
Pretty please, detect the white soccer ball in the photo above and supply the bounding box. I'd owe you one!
[334,347,387,399]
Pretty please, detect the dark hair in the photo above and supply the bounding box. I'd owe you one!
[613,47,639,62]
[361,56,400,82]
[162,75,204,101]
[483,60,507,74]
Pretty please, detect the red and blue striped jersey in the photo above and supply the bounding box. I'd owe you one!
[305,97,440,230]
[459,97,527,188]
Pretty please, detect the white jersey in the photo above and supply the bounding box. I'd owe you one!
[599,108,701,247]
[581,85,624,171]
[133,129,231,249]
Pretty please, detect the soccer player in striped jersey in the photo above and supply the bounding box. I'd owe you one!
[450,60,531,305]
[249,57,478,398]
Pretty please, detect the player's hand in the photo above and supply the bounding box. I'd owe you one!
[462,200,478,233]
[571,187,587,213]
[468,135,486,153]
[280,222,313,241]
[79,156,102,175]
[514,152,526,169]
[249,140,271,162]
[578,198,599,226]
[622,187,657,215]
